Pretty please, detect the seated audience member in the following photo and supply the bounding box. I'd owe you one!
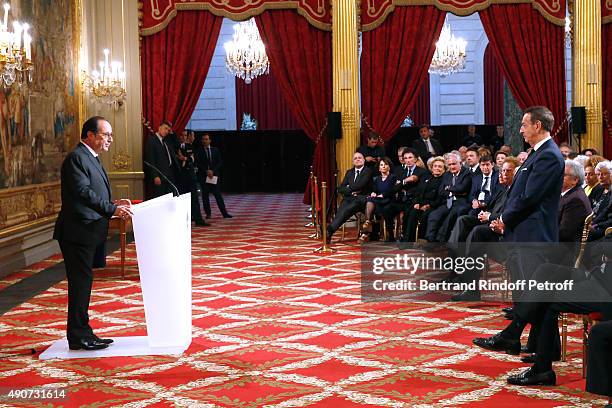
[382,148,428,241]
[478,146,492,158]
[587,319,612,407]
[517,151,529,164]
[589,161,612,241]
[412,124,443,162]
[358,131,385,168]
[401,157,446,242]
[326,152,373,241]
[360,157,397,242]
[467,155,498,216]
[494,151,508,170]
[584,160,604,205]
[465,147,481,174]
[462,124,483,147]
[425,153,472,242]
[500,145,513,155]
[573,154,589,169]
[581,148,598,157]
[393,146,408,179]
[489,125,505,153]
[559,142,573,159]
[450,158,519,300]
[458,146,468,164]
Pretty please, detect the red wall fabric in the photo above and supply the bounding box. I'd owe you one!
[235,72,301,130]
[410,74,431,126]
[480,4,567,141]
[141,11,222,135]
[603,23,612,158]
[361,6,446,141]
[255,10,333,200]
[484,44,504,125]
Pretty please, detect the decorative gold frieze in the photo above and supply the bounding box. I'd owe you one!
[112,148,132,171]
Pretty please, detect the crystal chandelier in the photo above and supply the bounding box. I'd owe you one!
[428,22,467,78]
[0,3,33,87]
[81,49,126,110]
[224,18,269,84]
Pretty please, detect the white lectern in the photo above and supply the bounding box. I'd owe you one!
[41,193,192,359]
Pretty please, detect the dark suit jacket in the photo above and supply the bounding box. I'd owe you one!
[502,138,564,242]
[558,186,592,242]
[53,143,116,246]
[469,170,499,205]
[144,134,178,183]
[439,167,472,205]
[412,138,443,162]
[196,145,223,176]
[488,186,509,220]
[394,165,429,200]
[587,184,604,207]
[337,166,373,199]
[414,174,444,208]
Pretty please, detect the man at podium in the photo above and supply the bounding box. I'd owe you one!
[53,116,133,351]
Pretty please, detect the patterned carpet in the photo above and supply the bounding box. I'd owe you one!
[0,193,607,407]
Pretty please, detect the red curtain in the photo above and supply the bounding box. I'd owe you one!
[410,74,431,126]
[235,72,301,130]
[603,23,612,158]
[484,44,504,124]
[255,10,333,198]
[480,4,566,140]
[141,11,222,134]
[361,6,446,141]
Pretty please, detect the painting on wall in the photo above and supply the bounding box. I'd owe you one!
[0,0,78,190]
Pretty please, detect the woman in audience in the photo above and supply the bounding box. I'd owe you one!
[494,151,508,170]
[401,157,446,242]
[360,157,397,242]
[585,160,604,204]
[589,161,612,241]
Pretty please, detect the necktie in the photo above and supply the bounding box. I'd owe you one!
[207,147,212,169]
[447,175,456,208]
[483,176,490,192]
[425,139,434,154]
[408,167,413,177]
[354,169,360,182]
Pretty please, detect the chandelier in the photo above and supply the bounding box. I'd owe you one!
[224,18,269,84]
[81,49,126,109]
[428,22,467,78]
[0,3,33,87]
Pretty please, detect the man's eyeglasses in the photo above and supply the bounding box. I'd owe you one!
[97,132,113,139]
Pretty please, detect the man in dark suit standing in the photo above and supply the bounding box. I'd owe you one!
[327,152,373,240]
[144,120,179,198]
[197,133,232,219]
[54,116,133,350]
[473,106,565,362]
[412,124,443,163]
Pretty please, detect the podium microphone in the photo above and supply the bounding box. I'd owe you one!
[144,161,180,197]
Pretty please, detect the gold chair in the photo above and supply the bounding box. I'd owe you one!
[560,212,594,364]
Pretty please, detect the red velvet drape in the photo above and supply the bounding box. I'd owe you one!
[480,4,566,140]
[361,6,446,141]
[235,73,301,130]
[603,23,612,158]
[255,11,333,199]
[484,44,504,125]
[141,11,222,134]
[411,74,431,126]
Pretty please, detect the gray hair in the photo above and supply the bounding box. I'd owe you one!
[445,153,462,163]
[595,161,612,173]
[565,159,585,185]
[573,155,589,168]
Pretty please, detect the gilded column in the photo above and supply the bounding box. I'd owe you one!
[332,0,361,178]
[572,0,603,151]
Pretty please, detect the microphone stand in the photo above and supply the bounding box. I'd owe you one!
[144,161,180,197]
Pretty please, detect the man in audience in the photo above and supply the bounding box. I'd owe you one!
[327,152,373,241]
[358,131,385,168]
[472,106,565,358]
[413,124,443,162]
[458,146,468,164]
[425,153,472,242]
[558,160,591,244]
[197,134,232,219]
[394,146,408,179]
[517,151,529,164]
[465,146,482,175]
[462,125,482,147]
[144,120,179,198]
[559,142,573,159]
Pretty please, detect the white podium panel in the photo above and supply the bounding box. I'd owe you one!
[41,194,192,360]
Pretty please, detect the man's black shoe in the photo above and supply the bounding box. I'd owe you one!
[195,220,210,226]
[473,333,520,355]
[92,335,113,344]
[68,339,109,351]
[451,290,481,302]
[223,213,233,218]
[507,367,556,386]
[502,306,513,314]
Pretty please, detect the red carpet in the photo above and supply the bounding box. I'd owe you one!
[0,193,607,406]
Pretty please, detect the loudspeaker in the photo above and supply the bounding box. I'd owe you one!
[571,106,586,134]
[328,112,342,139]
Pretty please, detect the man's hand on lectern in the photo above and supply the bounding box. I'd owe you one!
[113,204,133,220]
[114,199,132,206]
